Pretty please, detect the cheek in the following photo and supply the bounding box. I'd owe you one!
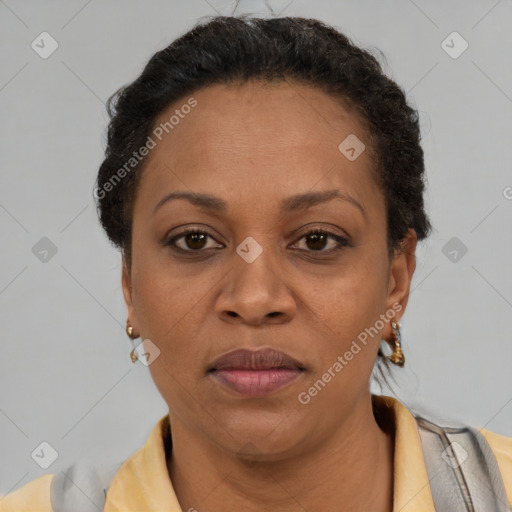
[304,261,388,381]
[132,271,207,406]
[313,261,387,331]
[130,259,222,384]
[132,271,204,351]
[130,237,203,330]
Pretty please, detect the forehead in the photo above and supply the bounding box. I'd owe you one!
[151,80,368,156]
[136,80,382,215]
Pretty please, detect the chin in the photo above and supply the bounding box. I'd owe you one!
[208,406,312,459]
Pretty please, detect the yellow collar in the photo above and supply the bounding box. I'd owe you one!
[105,394,436,511]
[372,394,436,511]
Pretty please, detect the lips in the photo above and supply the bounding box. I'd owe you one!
[208,348,305,372]
[208,348,305,397]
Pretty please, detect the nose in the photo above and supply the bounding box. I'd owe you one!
[215,248,296,326]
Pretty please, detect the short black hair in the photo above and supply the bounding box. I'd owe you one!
[95,15,433,386]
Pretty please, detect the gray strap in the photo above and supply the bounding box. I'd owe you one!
[50,462,122,511]
[416,416,511,512]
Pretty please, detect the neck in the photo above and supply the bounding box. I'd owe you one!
[167,393,394,512]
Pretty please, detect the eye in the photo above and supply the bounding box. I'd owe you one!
[164,227,349,255]
[165,228,223,252]
[291,229,349,253]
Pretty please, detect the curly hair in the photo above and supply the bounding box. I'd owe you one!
[95,15,433,386]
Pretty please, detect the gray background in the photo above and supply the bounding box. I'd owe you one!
[1,0,511,495]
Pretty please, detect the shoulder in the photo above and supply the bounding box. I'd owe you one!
[0,474,54,512]
[480,427,512,508]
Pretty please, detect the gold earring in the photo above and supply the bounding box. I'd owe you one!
[126,320,139,363]
[387,320,405,367]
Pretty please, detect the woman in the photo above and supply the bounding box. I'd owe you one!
[2,15,511,512]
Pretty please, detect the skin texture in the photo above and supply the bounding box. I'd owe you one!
[122,80,417,512]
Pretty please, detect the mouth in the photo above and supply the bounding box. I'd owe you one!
[207,348,306,397]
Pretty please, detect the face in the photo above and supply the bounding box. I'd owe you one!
[122,80,417,459]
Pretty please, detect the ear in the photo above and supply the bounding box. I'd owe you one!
[384,228,417,335]
[121,254,139,335]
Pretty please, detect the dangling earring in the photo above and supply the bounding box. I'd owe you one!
[387,320,405,367]
[126,319,139,363]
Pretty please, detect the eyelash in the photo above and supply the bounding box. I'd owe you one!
[164,228,350,256]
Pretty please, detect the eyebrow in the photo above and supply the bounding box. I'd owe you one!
[153,189,365,217]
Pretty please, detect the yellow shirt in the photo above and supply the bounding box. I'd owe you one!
[1,395,511,511]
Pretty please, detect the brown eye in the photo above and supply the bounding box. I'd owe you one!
[166,229,222,252]
[305,232,328,251]
[293,230,349,253]
[181,232,208,250]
